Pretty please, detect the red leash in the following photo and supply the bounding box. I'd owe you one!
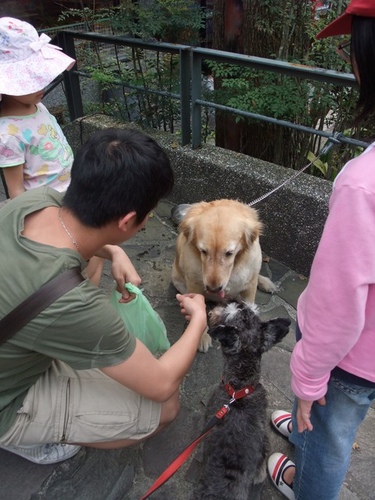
[139,381,256,500]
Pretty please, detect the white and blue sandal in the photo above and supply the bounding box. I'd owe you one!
[268,452,295,500]
[271,410,292,438]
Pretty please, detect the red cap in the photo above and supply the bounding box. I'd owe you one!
[316,0,375,39]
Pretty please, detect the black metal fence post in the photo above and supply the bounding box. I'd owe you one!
[56,31,84,121]
[191,52,202,149]
[180,47,192,147]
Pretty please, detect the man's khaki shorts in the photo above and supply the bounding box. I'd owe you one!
[0,360,162,446]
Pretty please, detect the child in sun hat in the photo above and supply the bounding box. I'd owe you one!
[0,17,107,286]
[0,16,76,198]
[267,1,375,499]
[0,17,140,289]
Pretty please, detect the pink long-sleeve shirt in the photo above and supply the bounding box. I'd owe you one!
[291,143,375,401]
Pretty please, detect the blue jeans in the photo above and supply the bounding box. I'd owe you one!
[290,324,375,499]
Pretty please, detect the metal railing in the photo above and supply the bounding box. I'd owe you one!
[54,30,369,153]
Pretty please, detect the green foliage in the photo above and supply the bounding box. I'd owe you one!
[307,150,338,181]
[59,0,368,181]
[207,0,366,180]
[112,0,205,44]
[75,0,205,44]
[343,128,366,158]
[222,69,308,121]
[58,6,105,28]
[60,0,205,133]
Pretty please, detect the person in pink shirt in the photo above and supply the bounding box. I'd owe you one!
[268,1,375,499]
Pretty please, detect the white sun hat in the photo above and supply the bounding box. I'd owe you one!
[0,17,76,98]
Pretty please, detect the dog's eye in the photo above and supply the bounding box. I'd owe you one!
[225,251,233,257]
[201,249,207,256]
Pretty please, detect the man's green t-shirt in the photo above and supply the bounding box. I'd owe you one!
[0,187,136,436]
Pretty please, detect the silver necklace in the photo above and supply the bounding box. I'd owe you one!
[58,208,80,251]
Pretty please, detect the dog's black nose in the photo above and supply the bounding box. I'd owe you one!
[206,286,223,294]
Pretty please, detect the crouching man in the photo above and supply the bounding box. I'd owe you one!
[0,128,207,464]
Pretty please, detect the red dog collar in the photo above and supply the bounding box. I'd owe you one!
[223,379,256,400]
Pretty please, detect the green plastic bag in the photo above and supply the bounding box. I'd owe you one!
[109,283,170,354]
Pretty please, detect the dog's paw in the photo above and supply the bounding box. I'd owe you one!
[254,461,267,484]
[198,330,213,352]
[257,275,277,293]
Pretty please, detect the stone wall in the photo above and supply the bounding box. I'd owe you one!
[64,115,332,277]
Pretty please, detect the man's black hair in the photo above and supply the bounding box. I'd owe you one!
[63,128,174,227]
[352,15,375,121]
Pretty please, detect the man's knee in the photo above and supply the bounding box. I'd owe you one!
[160,395,180,426]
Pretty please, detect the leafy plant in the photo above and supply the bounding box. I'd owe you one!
[60,0,205,133]
[59,0,370,180]
[208,0,367,179]
[109,0,205,44]
[307,150,338,181]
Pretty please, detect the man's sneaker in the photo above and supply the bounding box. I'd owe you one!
[0,442,81,464]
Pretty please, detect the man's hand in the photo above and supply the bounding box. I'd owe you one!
[176,293,207,325]
[98,245,141,302]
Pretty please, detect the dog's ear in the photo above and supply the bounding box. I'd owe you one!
[242,215,263,245]
[179,216,195,243]
[179,202,209,243]
[208,325,241,353]
[260,317,291,352]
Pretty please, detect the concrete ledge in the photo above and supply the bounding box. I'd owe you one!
[64,115,332,276]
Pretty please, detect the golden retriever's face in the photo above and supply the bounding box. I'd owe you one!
[180,200,262,297]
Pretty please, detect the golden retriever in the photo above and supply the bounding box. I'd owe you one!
[171,199,276,351]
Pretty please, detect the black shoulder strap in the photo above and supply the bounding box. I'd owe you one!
[0,267,84,345]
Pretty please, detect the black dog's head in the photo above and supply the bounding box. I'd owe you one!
[208,301,290,358]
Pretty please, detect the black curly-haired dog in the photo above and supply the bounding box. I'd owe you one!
[193,301,290,500]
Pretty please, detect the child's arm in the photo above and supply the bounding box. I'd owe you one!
[2,164,25,198]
